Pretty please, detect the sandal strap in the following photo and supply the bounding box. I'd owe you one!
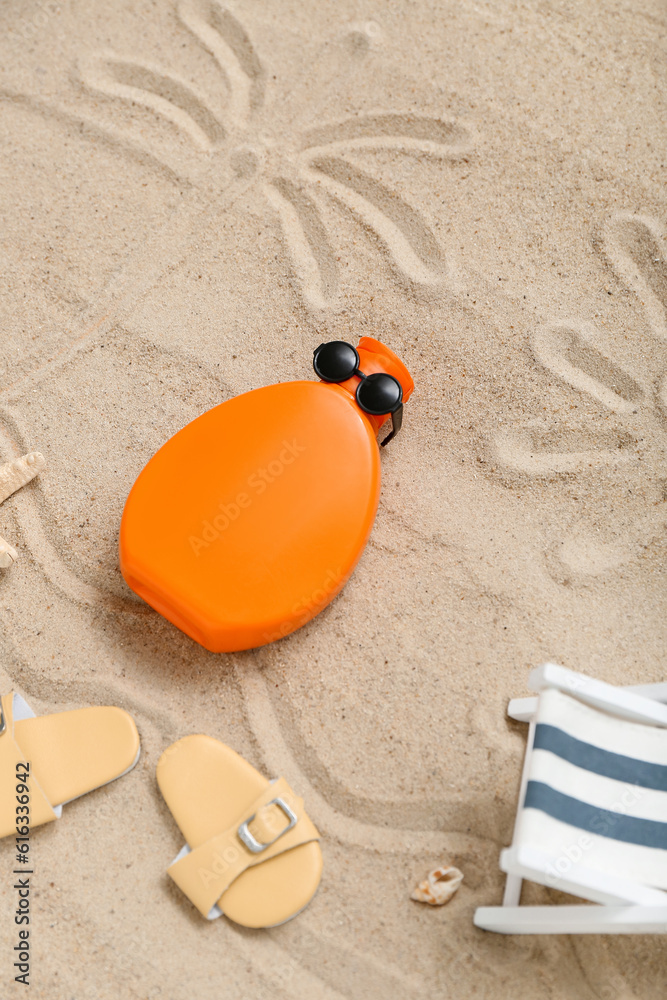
[0,693,58,839]
[167,776,320,917]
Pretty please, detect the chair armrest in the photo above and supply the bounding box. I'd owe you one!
[509,683,667,722]
[508,697,538,722]
[528,663,667,727]
[624,683,667,704]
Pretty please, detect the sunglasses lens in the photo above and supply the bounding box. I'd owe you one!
[356,373,402,415]
[313,341,359,382]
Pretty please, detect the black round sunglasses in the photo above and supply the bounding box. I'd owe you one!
[313,341,403,446]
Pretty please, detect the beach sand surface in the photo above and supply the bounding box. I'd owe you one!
[1,0,666,996]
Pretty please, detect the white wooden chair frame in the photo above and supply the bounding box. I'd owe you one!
[474,663,667,934]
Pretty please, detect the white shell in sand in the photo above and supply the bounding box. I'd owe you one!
[411,865,463,906]
[0,452,46,567]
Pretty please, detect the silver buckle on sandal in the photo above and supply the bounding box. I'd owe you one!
[237,797,298,854]
[0,701,6,737]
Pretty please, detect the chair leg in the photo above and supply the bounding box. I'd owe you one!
[502,872,523,907]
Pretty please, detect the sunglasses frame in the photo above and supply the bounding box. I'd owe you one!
[313,342,403,446]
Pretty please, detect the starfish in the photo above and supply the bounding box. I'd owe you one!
[0,453,45,568]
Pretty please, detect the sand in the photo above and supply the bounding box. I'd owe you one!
[1,0,666,996]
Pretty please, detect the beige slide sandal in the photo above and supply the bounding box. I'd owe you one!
[157,735,322,927]
[0,692,140,839]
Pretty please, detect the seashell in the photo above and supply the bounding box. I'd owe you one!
[0,452,46,568]
[410,865,463,906]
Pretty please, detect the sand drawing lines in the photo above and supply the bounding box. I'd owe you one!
[234,660,496,998]
[0,407,150,611]
[0,330,237,612]
[237,661,488,857]
[80,50,229,150]
[604,212,667,344]
[2,6,473,406]
[74,1,473,311]
[489,212,667,580]
[1,6,474,623]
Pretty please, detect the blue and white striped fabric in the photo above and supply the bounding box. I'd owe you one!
[517,688,667,889]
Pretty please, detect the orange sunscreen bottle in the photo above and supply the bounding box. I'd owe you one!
[119,337,414,652]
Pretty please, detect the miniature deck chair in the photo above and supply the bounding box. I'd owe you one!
[474,663,667,934]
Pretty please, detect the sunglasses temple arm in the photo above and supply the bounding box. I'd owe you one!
[380,404,403,447]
